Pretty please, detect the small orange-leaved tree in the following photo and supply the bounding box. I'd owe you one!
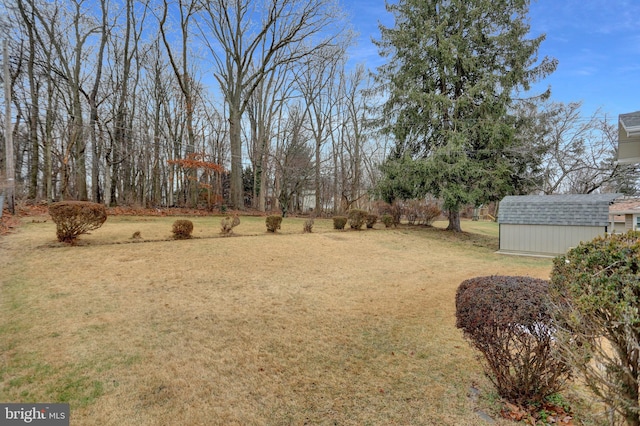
[168,152,225,208]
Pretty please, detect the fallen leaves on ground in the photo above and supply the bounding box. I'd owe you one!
[501,400,574,425]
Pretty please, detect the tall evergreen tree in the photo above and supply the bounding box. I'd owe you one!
[374,0,557,231]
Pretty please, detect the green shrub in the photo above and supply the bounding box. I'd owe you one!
[332,216,347,230]
[366,214,378,229]
[48,201,107,243]
[549,231,640,426]
[456,275,569,406]
[303,218,314,233]
[381,214,394,228]
[220,214,240,236]
[266,215,282,233]
[172,219,194,239]
[347,209,368,230]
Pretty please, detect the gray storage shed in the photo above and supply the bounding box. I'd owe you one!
[498,193,622,257]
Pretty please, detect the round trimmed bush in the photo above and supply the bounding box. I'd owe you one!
[220,214,240,236]
[266,215,282,233]
[381,214,394,228]
[366,214,378,229]
[49,201,107,243]
[347,209,368,230]
[172,219,194,239]
[550,231,640,425]
[456,275,569,405]
[332,216,347,230]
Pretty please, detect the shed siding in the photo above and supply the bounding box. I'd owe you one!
[499,224,605,256]
[617,123,640,163]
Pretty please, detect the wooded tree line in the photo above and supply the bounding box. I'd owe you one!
[0,0,384,214]
[0,0,636,219]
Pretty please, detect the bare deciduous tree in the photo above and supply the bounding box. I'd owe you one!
[197,0,346,209]
[534,101,639,195]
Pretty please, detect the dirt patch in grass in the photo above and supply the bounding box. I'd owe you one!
[0,215,596,425]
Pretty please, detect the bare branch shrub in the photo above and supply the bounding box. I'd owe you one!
[456,275,569,406]
[266,215,282,233]
[303,218,314,233]
[220,214,240,236]
[172,220,194,239]
[48,201,107,243]
[549,231,640,426]
[404,200,441,225]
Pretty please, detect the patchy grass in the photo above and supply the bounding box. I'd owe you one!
[0,215,601,425]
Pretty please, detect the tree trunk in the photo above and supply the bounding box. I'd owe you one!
[27,36,39,199]
[229,107,243,209]
[315,137,321,215]
[44,78,55,202]
[446,209,462,232]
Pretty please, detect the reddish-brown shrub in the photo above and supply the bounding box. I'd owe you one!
[402,200,441,226]
[266,215,282,232]
[455,275,569,405]
[48,201,107,243]
[172,219,194,239]
[303,218,314,233]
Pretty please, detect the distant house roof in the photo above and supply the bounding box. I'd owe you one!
[617,111,640,163]
[610,198,640,213]
[499,194,622,226]
[620,112,640,137]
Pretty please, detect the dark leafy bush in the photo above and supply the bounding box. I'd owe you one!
[266,215,282,232]
[347,209,368,230]
[172,219,194,239]
[220,214,240,236]
[332,216,347,230]
[303,218,314,233]
[456,275,569,405]
[49,201,107,243]
[366,214,378,229]
[381,214,394,228]
[549,231,640,426]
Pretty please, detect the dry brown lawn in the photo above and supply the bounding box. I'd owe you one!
[0,214,598,425]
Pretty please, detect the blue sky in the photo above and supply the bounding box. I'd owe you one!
[343,0,640,121]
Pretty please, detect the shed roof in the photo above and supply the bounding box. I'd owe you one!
[499,193,622,226]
